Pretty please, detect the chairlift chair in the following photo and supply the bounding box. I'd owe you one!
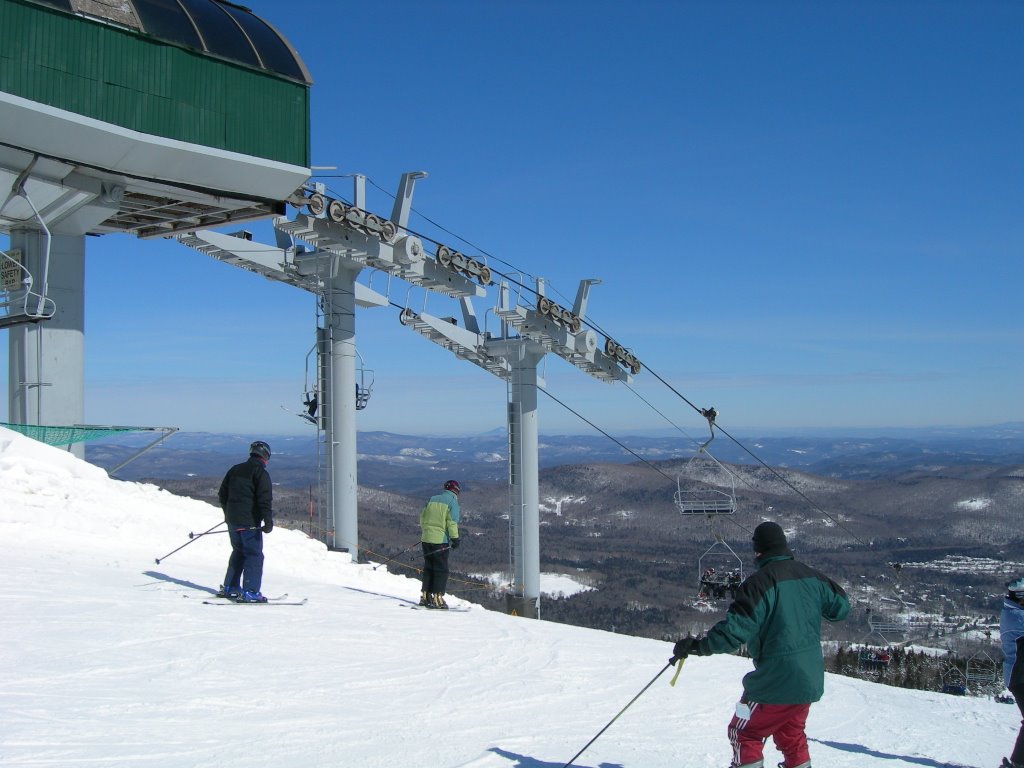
[299,343,375,422]
[0,247,56,328]
[965,651,999,687]
[696,534,744,600]
[674,407,738,515]
[674,453,738,515]
[857,647,892,673]
[940,664,968,696]
[675,483,737,515]
[355,349,373,410]
[863,602,909,646]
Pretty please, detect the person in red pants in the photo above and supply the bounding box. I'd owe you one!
[671,522,849,768]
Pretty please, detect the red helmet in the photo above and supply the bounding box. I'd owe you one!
[443,480,461,494]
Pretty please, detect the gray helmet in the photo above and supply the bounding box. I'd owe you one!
[249,440,271,461]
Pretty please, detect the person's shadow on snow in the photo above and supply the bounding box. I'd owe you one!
[811,738,977,768]
[141,570,217,594]
[488,747,624,768]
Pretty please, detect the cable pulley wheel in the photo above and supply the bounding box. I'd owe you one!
[307,193,326,216]
[345,207,367,233]
[328,199,347,223]
[437,245,453,267]
[364,212,383,236]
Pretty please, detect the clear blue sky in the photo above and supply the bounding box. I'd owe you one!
[3,0,1022,437]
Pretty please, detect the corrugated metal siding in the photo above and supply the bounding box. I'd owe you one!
[0,0,309,167]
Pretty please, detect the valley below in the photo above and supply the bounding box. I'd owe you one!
[92,427,1024,651]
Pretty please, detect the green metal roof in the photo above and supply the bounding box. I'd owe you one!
[23,0,312,84]
[1,0,311,169]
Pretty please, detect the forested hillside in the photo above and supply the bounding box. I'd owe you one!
[149,455,1024,648]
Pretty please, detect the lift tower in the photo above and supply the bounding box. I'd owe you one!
[400,274,638,616]
[185,172,640,605]
[181,173,486,560]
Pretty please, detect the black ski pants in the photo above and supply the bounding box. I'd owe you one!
[421,542,450,595]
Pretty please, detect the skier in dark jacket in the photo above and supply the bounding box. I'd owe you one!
[1000,577,1024,768]
[217,440,273,603]
[671,521,849,768]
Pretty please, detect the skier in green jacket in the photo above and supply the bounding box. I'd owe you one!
[671,521,849,768]
[419,480,461,609]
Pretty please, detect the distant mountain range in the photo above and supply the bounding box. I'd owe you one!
[86,423,1024,492]
[83,424,1024,641]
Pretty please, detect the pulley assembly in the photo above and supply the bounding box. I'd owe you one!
[436,244,492,286]
[604,337,641,374]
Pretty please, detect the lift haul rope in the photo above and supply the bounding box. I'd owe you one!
[308,174,886,561]
[325,177,856,536]
[304,172,968,649]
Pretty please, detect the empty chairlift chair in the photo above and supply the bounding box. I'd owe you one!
[674,406,737,515]
[355,349,373,411]
[673,452,738,516]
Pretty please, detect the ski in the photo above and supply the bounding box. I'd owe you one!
[203,598,307,606]
[189,592,289,601]
[403,604,470,612]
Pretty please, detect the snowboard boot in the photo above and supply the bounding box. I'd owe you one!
[431,593,449,610]
[419,591,429,607]
[779,762,811,768]
[731,762,762,768]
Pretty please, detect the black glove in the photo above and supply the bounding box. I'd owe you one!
[671,636,705,662]
[262,523,273,533]
[450,537,460,549]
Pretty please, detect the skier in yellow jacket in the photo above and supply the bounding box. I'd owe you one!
[419,480,461,609]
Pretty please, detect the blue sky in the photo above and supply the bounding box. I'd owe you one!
[3,0,1023,438]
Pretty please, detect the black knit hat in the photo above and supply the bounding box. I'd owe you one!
[752,521,788,555]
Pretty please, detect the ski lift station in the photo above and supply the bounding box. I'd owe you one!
[0,0,311,444]
[0,0,645,618]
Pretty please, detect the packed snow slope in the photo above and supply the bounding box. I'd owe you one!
[0,427,1008,768]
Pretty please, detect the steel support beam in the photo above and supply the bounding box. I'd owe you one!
[506,342,544,617]
[325,263,360,559]
[7,230,85,457]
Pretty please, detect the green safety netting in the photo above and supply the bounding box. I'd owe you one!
[2,422,151,446]
[1,422,178,474]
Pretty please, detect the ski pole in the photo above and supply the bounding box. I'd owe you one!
[189,529,229,539]
[371,541,422,571]
[155,521,225,564]
[561,659,675,768]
